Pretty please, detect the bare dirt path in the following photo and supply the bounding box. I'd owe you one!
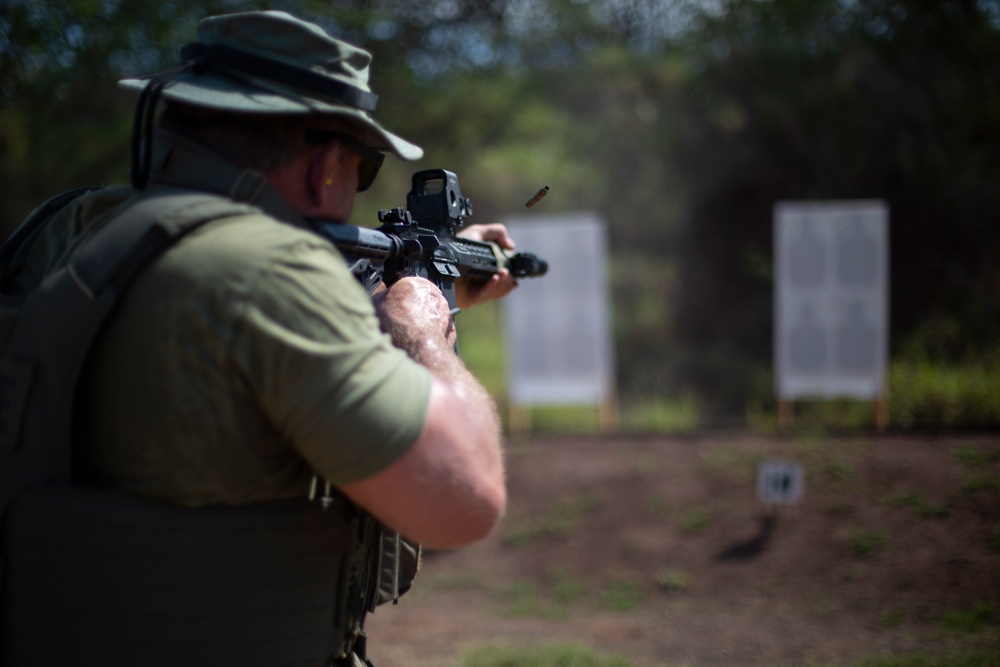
[366,433,1000,666]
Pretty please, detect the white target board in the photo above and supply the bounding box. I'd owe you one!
[501,212,614,406]
[774,200,889,400]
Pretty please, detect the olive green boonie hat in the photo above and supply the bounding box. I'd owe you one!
[118,10,422,161]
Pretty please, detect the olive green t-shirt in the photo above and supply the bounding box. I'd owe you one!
[22,186,432,507]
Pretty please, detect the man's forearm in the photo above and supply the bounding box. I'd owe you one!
[373,275,503,467]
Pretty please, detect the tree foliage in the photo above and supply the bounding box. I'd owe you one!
[666,0,1000,412]
[2,0,998,420]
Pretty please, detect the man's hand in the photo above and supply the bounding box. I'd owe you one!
[372,276,457,368]
[455,223,519,309]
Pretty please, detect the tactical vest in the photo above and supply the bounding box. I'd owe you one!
[0,185,418,666]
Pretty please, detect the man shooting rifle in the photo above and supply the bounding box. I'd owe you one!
[0,10,530,666]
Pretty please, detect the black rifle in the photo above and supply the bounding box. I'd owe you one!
[309,169,547,311]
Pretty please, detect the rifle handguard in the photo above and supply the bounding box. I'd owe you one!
[505,252,548,278]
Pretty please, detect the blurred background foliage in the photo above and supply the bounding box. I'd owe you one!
[2,0,999,429]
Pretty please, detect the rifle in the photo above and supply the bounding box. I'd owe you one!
[309,169,547,310]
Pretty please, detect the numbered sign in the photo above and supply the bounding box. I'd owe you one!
[757,459,804,505]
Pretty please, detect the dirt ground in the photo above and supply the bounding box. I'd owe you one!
[365,432,1000,667]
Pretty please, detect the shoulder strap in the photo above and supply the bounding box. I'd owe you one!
[0,187,101,263]
[0,190,388,666]
[0,186,103,290]
[0,190,258,517]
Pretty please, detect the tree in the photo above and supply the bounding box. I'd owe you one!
[667,0,1000,414]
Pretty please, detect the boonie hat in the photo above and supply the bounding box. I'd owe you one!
[119,10,422,161]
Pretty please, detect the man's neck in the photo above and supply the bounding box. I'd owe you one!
[147,129,306,225]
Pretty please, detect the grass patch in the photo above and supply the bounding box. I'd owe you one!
[877,608,905,627]
[890,358,1000,429]
[961,475,1000,494]
[462,641,638,667]
[988,525,1000,552]
[847,528,889,557]
[654,568,689,593]
[952,444,1000,469]
[601,577,642,611]
[699,443,760,483]
[455,301,506,398]
[680,506,715,534]
[781,399,887,431]
[854,651,1000,666]
[880,490,951,518]
[502,492,601,546]
[548,568,588,607]
[940,602,997,634]
[750,359,1000,432]
[423,571,486,592]
[495,579,549,618]
[645,495,672,520]
[619,395,700,434]
[526,405,606,434]
[492,570,646,619]
[823,457,858,485]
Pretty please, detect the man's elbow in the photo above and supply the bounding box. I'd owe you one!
[417,481,506,550]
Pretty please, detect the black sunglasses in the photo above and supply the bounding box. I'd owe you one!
[305,131,385,192]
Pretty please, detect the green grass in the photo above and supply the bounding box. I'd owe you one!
[502,492,601,546]
[461,641,1000,667]
[601,577,642,611]
[952,445,1000,469]
[890,358,1000,430]
[465,643,1000,667]
[940,602,997,634]
[699,443,761,483]
[462,641,638,667]
[854,652,1000,667]
[548,568,588,607]
[455,301,507,397]
[619,395,700,433]
[654,568,689,593]
[461,299,1000,434]
[880,490,952,519]
[495,579,548,618]
[746,359,1000,433]
[989,525,1000,552]
[492,571,647,620]
[847,528,889,557]
[680,506,715,534]
[962,476,1000,494]
[520,405,606,434]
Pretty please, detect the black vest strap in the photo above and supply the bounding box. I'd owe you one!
[0,187,401,665]
[147,130,306,224]
[0,191,256,518]
[2,485,373,666]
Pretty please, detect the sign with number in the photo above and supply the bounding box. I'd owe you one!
[757,459,804,505]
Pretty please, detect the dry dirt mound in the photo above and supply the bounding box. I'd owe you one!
[367,433,1000,666]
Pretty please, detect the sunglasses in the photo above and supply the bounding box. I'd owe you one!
[305,131,385,192]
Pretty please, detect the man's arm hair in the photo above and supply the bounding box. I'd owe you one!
[339,277,506,549]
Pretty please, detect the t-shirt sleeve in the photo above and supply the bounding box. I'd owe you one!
[229,238,431,485]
